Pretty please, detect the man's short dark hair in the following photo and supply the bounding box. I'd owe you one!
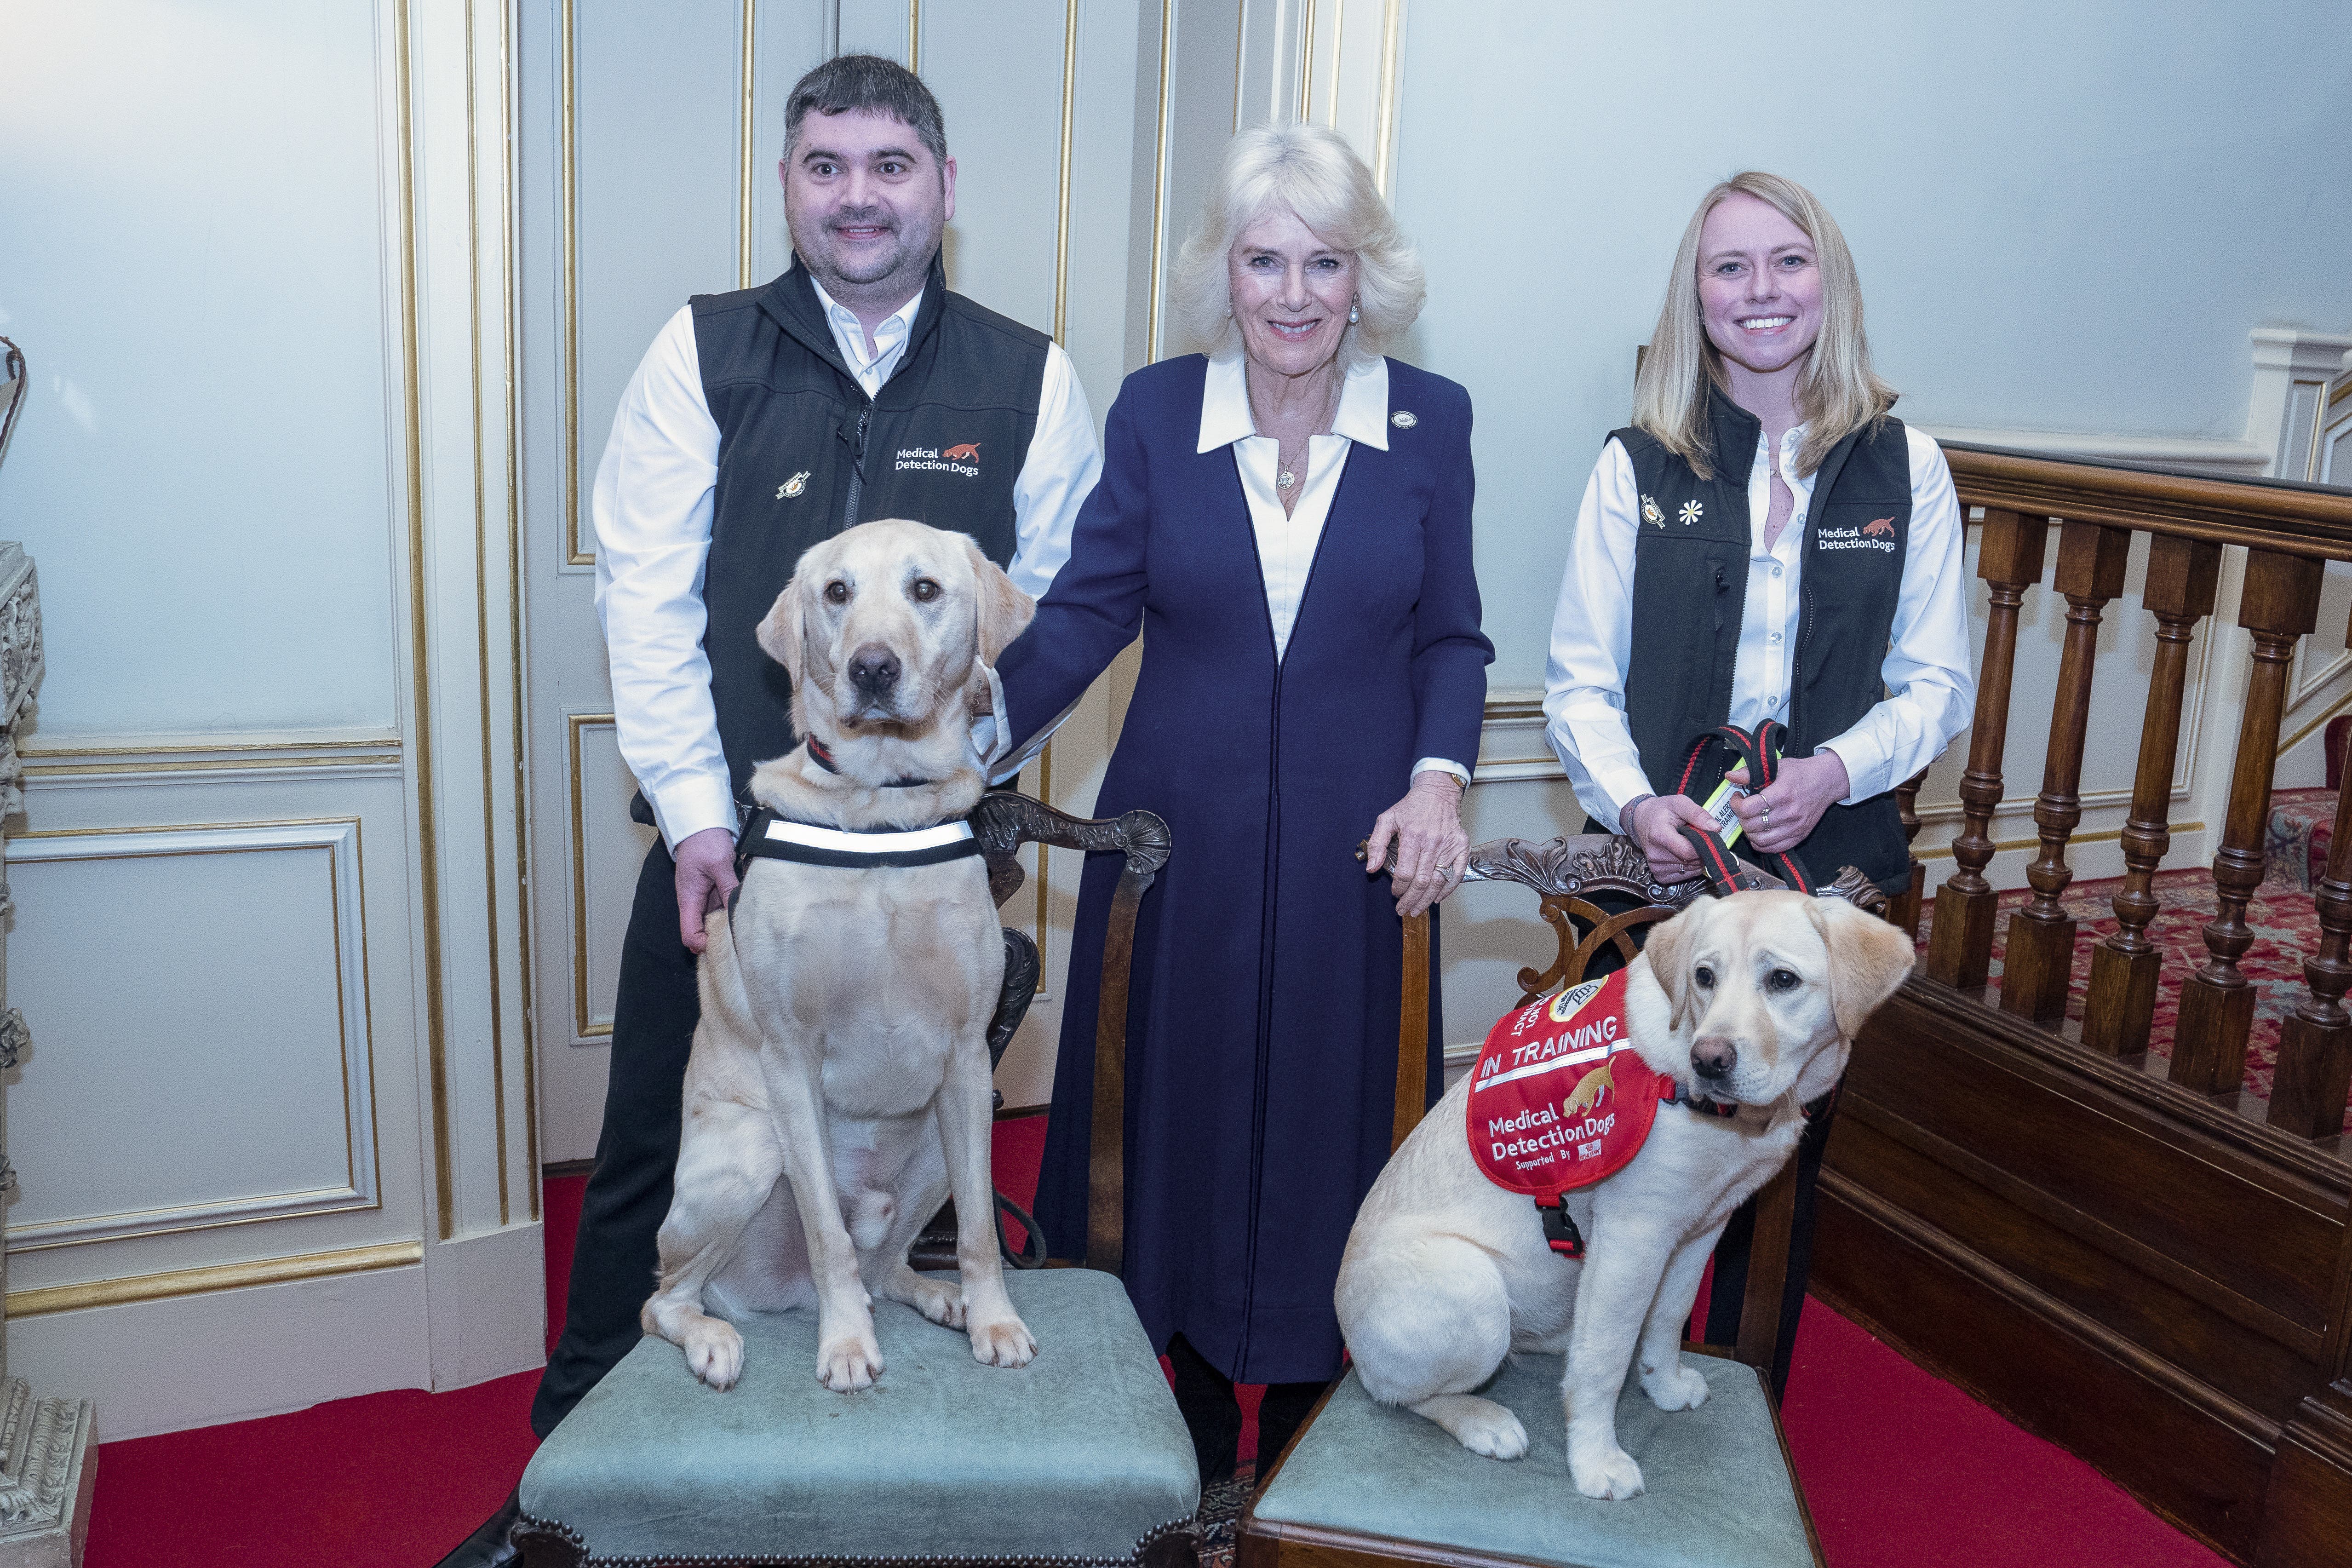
[782,53,947,167]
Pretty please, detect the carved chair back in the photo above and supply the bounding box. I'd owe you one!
[968,790,1169,1276]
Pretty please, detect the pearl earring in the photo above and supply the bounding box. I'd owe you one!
[1348,301,1360,324]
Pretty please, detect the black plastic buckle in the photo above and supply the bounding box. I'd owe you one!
[1536,1195,1585,1260]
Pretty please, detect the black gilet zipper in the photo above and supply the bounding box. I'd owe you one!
[842,402,872,530]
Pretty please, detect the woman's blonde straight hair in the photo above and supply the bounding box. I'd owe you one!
[1630,171,1895,480]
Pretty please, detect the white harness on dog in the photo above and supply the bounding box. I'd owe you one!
[733,806,982,873]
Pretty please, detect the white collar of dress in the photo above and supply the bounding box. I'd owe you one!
[1197,351,1391,455]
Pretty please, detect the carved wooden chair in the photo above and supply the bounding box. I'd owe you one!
[514,792,1200,1568]
[1242,834,1855,1568]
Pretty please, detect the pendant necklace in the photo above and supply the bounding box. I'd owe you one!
[1276,465,1297,491]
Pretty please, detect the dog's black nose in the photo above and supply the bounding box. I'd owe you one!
[1691,1039,1737,1080]
[847,644,901,698]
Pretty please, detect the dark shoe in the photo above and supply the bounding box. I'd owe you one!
[434,1488,522,1568]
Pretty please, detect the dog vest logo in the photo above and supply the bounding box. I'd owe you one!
[896,441,980,477]
[1467,970,1667,1198]
[1815,514,1899,553]
[776,471,810,500]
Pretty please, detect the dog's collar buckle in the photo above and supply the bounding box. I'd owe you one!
[1534,1195,1586,1260]
[804,735,938,789]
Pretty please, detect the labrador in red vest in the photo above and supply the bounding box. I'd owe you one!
[1334,891,1913,1498]
[640,518,1036,1395]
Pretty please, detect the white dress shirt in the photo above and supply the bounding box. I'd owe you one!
[1199,351,1469,787]
[592,281,1101,849]
[1543,422,1973,832]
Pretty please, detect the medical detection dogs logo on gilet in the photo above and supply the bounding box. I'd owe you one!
[1468,969,1667,1197]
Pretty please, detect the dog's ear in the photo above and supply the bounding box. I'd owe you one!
[755,572,807,686]
[1809,895,1916,1040]
[1643,902,1697,1031]
[963,536,1035,664]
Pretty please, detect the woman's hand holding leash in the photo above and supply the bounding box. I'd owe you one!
[1625,793,1717,885]
[1727,750,1849,855]
[1366,770,1469,919]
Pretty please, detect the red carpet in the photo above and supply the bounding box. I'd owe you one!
[82,1118,2226,1568]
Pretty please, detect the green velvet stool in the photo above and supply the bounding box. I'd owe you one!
[1243,1353,1815,1568]
[514,797,1190,1568]
[515,1269,1199,1567]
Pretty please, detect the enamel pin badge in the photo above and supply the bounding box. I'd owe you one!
[1641,495,1664,527]
[777,471,810,500]
[1679,500,1704,526]
[1390,410,1417,428]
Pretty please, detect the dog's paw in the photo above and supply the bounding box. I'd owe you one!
[968,1313,1038,1369]
[816,1328,884,1392]
[682,1319,745,1392]
[895,1271,966,1329]
[1451,1405,1528,1460]
[1571,1445,1646,1501]
[1641,1362,1710,1412]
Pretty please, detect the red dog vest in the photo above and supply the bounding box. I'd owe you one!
[1467,971,1678,1257]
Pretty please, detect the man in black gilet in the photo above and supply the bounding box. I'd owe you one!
[437,53,1098,1568]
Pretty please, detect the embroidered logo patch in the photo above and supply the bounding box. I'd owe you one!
[776,471,809,500]
[895,444,980,477]
[1468,970,1667,1198]
[1815,524,1899,553]
[1640,494,1664,527]
[1390,410,1418,429]
[1679,500,1704,527]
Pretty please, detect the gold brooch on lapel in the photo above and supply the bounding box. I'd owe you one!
[1679,500,1704,526]
[777,471,810,500]
[1390,410,1417,429]
[1641,495,1664,527]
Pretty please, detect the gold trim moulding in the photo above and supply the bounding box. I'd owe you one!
[568,712,620,1039]
[7,1240,425,1319]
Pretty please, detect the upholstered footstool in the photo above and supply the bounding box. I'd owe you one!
[516,1269,1200,1567]
[1241,1351,1819,1568]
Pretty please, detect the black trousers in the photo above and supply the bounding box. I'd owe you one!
[1701,1088,1837,1401]
[1165,1333,1325,1486]
[532,842,700,1438]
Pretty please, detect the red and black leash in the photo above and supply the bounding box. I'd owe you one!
[1668,719,1818,897]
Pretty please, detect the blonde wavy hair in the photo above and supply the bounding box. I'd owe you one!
[1170,122,1425,367]
[1631,171,1895,479]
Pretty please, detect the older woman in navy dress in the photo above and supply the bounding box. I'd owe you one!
[992,123,1491,1482]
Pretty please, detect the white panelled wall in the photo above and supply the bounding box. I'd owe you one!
[0,0,538,1437]
[0,0,2347,1436]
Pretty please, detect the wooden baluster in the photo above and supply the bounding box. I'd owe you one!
[2270,628,2352,1139]
[2002,523,2133,1023]
[2082,537,2223,1057]
[2172,550,2323,1096]
[1927,510,2051,989]
[1888,769,1929,938]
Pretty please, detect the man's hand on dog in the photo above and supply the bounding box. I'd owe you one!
[675,827,741,953]
[1366,770,1469,919]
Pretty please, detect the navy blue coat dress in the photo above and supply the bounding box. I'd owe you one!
[996,353,1492,1384]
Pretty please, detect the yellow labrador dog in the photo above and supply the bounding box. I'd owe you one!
[641,518,1037,1394]
[1334,891,1913,1499]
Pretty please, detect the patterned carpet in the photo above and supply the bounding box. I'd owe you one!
[1914,854,2348,1132]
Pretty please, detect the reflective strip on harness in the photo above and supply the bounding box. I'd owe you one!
[735,809,981,872]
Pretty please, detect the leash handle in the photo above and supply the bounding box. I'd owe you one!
[1670,721,1819,896]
